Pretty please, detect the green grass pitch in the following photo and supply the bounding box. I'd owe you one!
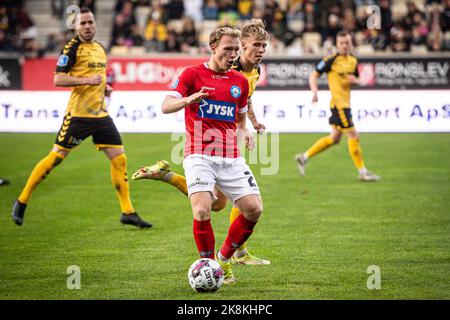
[0,133,449,300]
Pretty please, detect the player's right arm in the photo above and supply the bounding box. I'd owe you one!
[54,73,102,87]
[309,54,336,104]
[309,71,320,104]
[162,67,209,114]
[161,88,209,114]
[53,38,102,87]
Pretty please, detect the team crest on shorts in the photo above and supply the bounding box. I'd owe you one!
[230,85,241,98]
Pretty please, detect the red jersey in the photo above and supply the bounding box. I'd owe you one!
[169,63,249,158]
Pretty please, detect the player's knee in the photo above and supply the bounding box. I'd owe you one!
[330,135,341,144]
[111,153,127,168]
[50,151,66,168]
[193,205,211,221]
[348,131,360,140]
[243,203,263,221]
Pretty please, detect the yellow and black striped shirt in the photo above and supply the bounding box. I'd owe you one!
[55,36,108,118]
[315,53,359,109]
[233,58,261,98]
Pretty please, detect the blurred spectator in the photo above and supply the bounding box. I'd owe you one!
[272,7,295,46]
[130,24,144,46]
[237,0,253,19]
[43,29,72,55]
[286,0,303,22]
[165,25,181,52]
[110,13,132,47]
[79,0,96,15]
[134,1,150,25]
[180,16,198,48]
[303,1,321,33]
[144,10,168,52]
[0,28,15,51]
[427,21,444,51]
[390,20,410,52]
[411,13,429,45]
[263,0,280,32]
[3,0,449,57]
[120,1,137,25]
[444,0,450,30]
[0,4,10,33]
[218,0,239,26]
[219,0,238,14]
[404,1,424,27]
[51,0,66,19]
[165,0,184,20]
[342,8,356,33]
[203,0,219,20]
[377,0,392,49]
[43,32,60,53]
[150,1,169,23]
[115,0,129,13]
[322,14,341,45]
[183,0,203,22]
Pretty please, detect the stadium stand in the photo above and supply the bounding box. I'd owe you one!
[0,0,449,57]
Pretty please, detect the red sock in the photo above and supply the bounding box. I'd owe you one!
[219,214,257,259]
[193,219,215,259]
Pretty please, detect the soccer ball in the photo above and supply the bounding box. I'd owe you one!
[188,258,224,292]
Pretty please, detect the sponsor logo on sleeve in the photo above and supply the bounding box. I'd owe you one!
[57,55,69,67]
[316,60,326,71]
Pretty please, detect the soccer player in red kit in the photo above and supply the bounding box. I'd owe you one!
[160,27,263,284]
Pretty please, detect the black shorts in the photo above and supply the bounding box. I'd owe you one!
[54,114,123,150]
[329,107,354,131]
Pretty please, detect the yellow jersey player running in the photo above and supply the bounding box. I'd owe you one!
[132,19,270,264]
[295,31,380,182]
[12,8,152,228]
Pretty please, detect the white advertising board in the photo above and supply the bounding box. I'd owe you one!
[0,91,449,133]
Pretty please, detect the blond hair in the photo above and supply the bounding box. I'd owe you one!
[240,19,269,41]
[209,27,241,48]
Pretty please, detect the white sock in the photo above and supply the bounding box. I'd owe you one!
[234,249,248,258]
[217,251,229,263]
[358,167,368,175]
[302,153,308,161]
[162,171,173,182]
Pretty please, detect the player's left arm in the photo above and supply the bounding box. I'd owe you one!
[237,79,255,150]
[237,111,255,151]
[347,60,362,86]
[247,97,265,134]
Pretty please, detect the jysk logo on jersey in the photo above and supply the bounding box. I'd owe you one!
[230,85,241,98]
[198,99,236,122]
[57,55,69,67]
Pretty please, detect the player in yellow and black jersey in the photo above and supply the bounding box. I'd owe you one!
[232,54,265,134]
[132,19,271,265]
[12,8,152,228]
[295,31,380,181]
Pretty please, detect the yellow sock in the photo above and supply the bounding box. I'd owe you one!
[229,207,247,252]
[348,138,365,170]
[165,173,188,196]
[111,153,135,214]
[18,152,65,204]
[305,136,334,159]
